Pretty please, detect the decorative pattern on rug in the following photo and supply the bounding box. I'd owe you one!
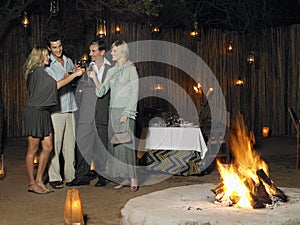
[145,150,203,176]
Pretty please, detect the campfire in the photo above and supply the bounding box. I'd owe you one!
[211,113,288,209]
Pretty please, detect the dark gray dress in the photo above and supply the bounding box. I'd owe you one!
[22,67,57,138]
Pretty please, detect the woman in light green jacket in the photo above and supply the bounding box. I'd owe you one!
[90,40,139,192]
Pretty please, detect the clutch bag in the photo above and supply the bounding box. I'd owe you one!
[111,122,131,144]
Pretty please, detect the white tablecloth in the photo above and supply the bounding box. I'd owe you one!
[145,127,208,159]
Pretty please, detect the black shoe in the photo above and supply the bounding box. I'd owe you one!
[85,170,97,180]
[95,176,106,187]
[66,178,90,186]
[49,181,64,189]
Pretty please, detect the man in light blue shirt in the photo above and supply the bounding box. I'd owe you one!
[45,33,76,189]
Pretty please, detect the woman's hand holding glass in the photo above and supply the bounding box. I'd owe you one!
[86,65,101,90]
[87,69,96,79]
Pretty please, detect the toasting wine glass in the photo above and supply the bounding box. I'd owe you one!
[86,63,95,84]
[66,60,76,87]
[67,69,76,87]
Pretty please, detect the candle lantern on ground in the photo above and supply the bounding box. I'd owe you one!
[33,154,39,167]
[64,189,84,225]
[262,126,270,137]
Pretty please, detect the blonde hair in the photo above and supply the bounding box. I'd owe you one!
[23,46,48,80]
[111,40,129,62]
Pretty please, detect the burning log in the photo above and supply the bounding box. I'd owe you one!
[211,182,224,195]
[211,113,288,209]
[212,168,288,208]
[256,169,288,203]
[251,181,272,208]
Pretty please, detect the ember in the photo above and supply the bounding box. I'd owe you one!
[211,113,288,208]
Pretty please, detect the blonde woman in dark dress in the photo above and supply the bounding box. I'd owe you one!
[90,40,139,192]
[22,46,84,194]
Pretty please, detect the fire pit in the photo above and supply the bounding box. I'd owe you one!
[122,114,300,224]
[121,183,300,225]
[212,114,288,209]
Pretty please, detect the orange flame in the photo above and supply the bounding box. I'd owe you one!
[216,113,270,208]
[193,83,202,94]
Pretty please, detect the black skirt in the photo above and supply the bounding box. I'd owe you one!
[22,107,53,138]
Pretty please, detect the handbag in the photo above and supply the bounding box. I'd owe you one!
[111,122,131,144]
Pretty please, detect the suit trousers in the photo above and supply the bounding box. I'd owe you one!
[74,124,108,180]
[48,112,75,182]
[74,144,90,182]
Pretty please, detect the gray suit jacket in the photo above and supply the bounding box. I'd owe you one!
[74,63,112,173]
[95,63,112,127]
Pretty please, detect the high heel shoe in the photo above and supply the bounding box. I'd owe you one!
[130,178,139,192]
[130,185,139,192]
[114,179,130,189]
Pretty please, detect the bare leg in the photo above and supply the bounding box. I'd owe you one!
[35,134,53,192]
[26,136,40,185]
[26,136,45,194]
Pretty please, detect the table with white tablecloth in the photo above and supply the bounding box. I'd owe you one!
[137,127,208,175]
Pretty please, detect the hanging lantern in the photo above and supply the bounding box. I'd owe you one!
[50,0,59,15]
[80,52,88,62]
[79,52,88,68]
[64,189,84,225]
[189,21,199,38]
[21,12,30,28]
[96,19,106,38]
[153,83,163,91]
[262,126,270,138]
[115,24,121,34]
[247,52,255,64]
[0,154,5,180]
[152,26,160,33]
[235,77,244,86]
[227,40,233,53]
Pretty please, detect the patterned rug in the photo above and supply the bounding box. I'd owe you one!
[144,150,204,176]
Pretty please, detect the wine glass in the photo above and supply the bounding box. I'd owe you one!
[86,64,95,84]
[66,65,75,87]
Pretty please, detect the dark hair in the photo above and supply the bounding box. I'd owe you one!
[90,38,106,51]
[47,33,62,47]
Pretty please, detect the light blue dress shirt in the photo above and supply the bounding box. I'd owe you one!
[45,54,77,113]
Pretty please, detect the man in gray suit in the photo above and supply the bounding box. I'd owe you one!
[67,39,112,187]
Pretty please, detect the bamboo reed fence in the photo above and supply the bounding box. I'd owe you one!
[0,17,299,138]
